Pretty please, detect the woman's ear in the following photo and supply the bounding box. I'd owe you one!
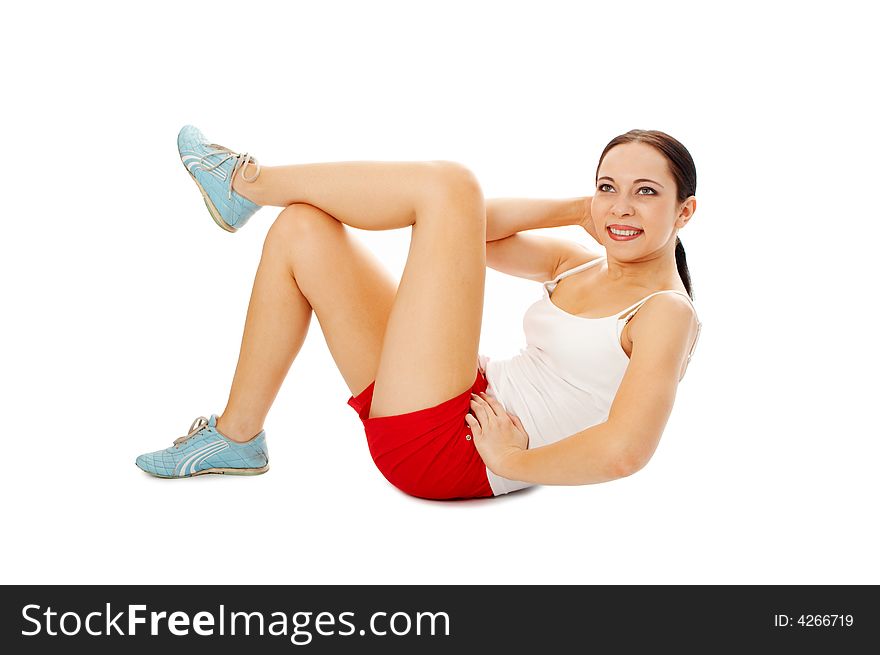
[676,196,696,229]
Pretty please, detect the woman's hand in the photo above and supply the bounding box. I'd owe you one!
[467,391,529,478]
[578,195,599,243]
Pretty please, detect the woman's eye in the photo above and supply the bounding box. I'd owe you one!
[598,184,656,195]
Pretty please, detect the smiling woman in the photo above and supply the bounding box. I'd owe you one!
[136,124,701,502]
[468,130,702,492]
[591,131,697,299]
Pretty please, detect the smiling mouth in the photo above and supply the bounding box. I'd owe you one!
[607,225,643,240]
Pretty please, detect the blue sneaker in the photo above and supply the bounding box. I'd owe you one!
[136,415,269,478]
[177,125,263,232]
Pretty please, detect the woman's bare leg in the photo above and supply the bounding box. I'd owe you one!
[232,160,455,230]
[215,203,398,442]
[214,231,309,442]
[231,158,486,418]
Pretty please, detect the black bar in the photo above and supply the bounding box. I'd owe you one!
[1,585,876,653]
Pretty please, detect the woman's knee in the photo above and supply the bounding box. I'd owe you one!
[264,203,341,255]
[424,161,485,214]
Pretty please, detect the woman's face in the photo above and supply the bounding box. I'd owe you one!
[591,142,693,261]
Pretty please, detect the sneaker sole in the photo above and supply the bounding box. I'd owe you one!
[140,463,270,479]
[180,159,238,233]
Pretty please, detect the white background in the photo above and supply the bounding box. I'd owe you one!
[1,0,877,585]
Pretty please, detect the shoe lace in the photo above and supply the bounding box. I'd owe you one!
[200,144,261,201]
[173,416,210,448]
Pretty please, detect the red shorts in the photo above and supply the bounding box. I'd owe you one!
[347,366,495,500]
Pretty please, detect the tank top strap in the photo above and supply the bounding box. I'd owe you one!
[686,319,702,363]
[618,289,702,362]
[618,289,695,324]
[546,255,606,285]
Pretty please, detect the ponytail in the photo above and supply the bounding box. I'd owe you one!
[675,237,693,300]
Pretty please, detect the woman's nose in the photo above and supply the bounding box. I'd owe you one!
[611,201,634,217]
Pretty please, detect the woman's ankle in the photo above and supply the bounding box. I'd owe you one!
[232,163,266,205]
[216,413,263,443]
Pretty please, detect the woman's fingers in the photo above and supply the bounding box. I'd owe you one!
[481,392,506,417]
[470,391,512,439]
[469,394,491,424]
[472,392,502,418]
[464,413,482,436]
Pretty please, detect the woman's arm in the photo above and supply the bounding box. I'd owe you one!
[486,233,597,283]
[483,196,600,283]
[486,196,597,242]
[470,294,699,484]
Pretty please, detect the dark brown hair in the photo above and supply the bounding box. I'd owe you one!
[595,129,696,299]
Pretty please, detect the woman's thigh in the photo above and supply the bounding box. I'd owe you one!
[275,203,398,398]
[369,163,486,419]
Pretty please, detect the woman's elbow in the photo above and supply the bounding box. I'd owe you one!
[606,443,653,480]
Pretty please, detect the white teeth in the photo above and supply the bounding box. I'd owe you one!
[609,227,641,236]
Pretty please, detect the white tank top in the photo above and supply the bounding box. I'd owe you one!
[480,255,702,495]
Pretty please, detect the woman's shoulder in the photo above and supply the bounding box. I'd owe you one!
[627,291,701,375]
[634,290,696,321]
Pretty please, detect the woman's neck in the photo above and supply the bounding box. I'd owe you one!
[603,251,683,291]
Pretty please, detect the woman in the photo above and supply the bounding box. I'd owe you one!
[136,126,702,500]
